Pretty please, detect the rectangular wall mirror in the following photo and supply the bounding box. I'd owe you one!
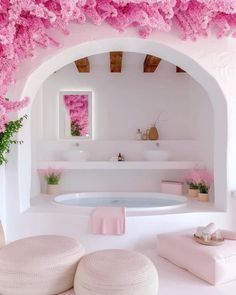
[59,91,92,139]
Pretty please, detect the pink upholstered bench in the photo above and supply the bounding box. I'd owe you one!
[157,229,236,285]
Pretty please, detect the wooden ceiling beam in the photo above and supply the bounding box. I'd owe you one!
[176,66,186,73]
[143,55,161,73]
[74,57,90,73]
[110,51,123,72]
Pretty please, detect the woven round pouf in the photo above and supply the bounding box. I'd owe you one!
[74,249,159,295]
[0,235,85,295]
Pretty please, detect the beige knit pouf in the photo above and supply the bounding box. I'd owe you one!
[0,235,85,295]
[74,249,159,295]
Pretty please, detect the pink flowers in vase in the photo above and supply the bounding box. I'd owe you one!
[39,168,63,185]
[38,167,63,195]
[185,168,201,190]
[197,169,214,194]
[185,168,213,201]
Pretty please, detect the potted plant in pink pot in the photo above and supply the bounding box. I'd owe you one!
[39,168,63,195]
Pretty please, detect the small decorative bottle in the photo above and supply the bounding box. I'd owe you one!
[136,129,142,140]
[142,132,147,140]
[118,153,123,161]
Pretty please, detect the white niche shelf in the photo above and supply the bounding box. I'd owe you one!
[39,161,204,170]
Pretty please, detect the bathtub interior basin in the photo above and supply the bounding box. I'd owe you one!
[144,150,170,161]
[62,150,89,161]
[54,192,187,211]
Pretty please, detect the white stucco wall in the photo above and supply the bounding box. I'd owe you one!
[41,56,211,141]
[30,54,213,197]
[2,23,236,241]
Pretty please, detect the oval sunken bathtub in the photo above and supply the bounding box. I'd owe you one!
[54,192,187,213]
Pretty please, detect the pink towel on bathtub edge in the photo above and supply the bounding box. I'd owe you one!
[91,207,126,235]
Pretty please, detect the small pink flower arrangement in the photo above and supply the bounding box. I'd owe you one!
[197,169,213,194]
[38,168,63,185]
[185,168,213,193]
[184,168,202,190]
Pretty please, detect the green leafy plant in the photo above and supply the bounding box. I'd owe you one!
[45,174,61,185]
[188,182,199,190]
[0,115,27,165]
[38,168,63,185]
[198,182,209,194]
[71,122,81,136]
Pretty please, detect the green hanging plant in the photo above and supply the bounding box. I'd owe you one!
[0,115,28,165]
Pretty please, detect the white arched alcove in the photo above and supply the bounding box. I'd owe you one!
[5,25,233,241]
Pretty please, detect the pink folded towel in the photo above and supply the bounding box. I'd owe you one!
[91,207,125,235]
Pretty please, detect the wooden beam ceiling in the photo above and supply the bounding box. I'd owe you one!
[74,55,187,74]
[110,51,123,72]
[74,57,90,73]
[176,66,186,73]
[143,55,161,73]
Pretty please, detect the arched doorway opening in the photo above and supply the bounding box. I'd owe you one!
[5,37,227,242]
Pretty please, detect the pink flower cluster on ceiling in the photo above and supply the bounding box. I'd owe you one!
[0,0,236,119]
[64,94,89,136]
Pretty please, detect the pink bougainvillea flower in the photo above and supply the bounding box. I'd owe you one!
[0,96,29,112]
[0,96,29,133]
[0,0,235,111]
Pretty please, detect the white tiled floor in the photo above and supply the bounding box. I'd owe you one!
[146,249,236,295]
[64,247,236,295]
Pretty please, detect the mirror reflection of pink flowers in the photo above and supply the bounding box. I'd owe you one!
[185,168,213,193]
[38,168,63,185]
[64,95,88,136]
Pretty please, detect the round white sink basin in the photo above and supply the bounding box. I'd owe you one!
[63,150,89,162]
[144,150,170,161]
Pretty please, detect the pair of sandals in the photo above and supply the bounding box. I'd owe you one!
[194,223,236,244]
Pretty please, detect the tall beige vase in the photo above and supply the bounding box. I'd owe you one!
[149,126,159,140]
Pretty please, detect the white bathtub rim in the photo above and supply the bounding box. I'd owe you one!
[53,192,188,212]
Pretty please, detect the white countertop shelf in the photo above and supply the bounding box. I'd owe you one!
[39,161,204,170]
